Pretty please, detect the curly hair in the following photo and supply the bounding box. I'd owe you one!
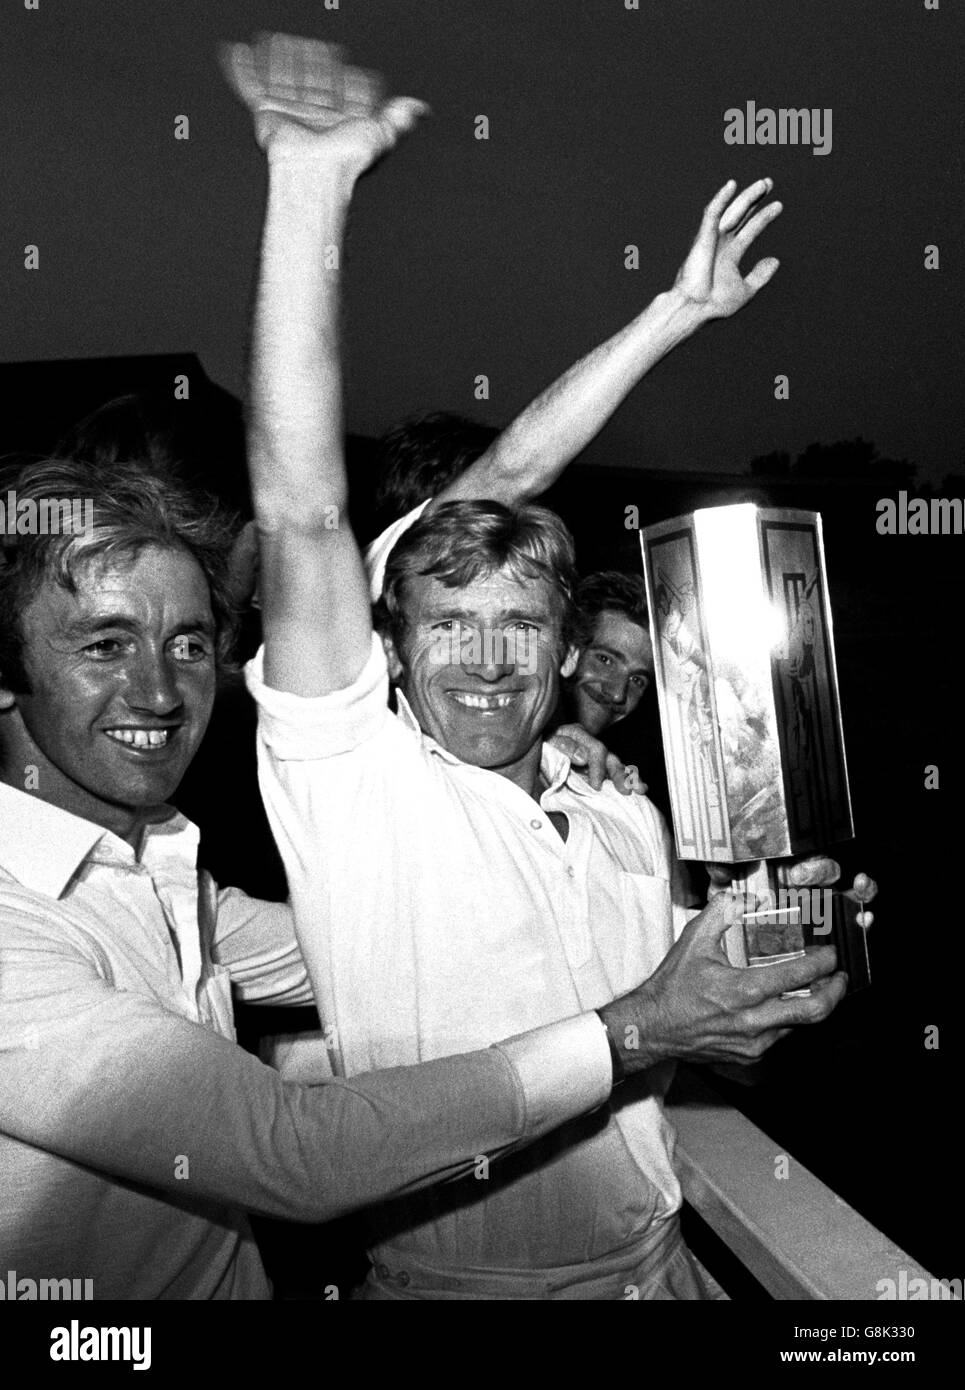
[375,499,580,656]
[0,456,240,693]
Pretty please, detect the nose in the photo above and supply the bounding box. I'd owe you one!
[462,628,516,683]
[602,676,628,706]
[466,652,516,683]
[123,649,184,716]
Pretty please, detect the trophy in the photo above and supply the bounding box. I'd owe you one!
[639,503,870,990]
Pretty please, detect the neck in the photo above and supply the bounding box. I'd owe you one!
[489,739,545,802]
[0,729,166,853]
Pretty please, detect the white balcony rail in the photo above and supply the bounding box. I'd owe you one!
[667,1068,945,1300]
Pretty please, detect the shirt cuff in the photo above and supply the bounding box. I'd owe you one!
[244,632,389,760]
[492,1012,613,1141]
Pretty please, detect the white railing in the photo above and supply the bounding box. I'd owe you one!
[666,1068,942,1300]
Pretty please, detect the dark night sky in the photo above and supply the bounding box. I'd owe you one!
[1,0,961,481]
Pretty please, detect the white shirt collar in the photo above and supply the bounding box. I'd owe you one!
[0,781,197,899]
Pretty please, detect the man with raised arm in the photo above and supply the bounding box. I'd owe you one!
[0,457,653,1301]
[362,164,783,596]
[229,33,869,1300]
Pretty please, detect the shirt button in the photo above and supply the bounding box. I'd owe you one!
[397,1271,411,1288]
[566,866,575,878]
[530,819,542,830]
[376,1264,390,1280]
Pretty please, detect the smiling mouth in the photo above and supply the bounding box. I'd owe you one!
[448,692,519,711]
[103,727,178,751]
[584,688,623,710]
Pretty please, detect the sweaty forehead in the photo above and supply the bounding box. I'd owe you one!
[39,545,213,631]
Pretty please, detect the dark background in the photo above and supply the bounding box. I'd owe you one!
[1,0,961,1295]
[0,0,962,481]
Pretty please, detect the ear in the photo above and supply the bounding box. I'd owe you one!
[381,632,405,683]
[560,644,580,680]
[0,673,16,712]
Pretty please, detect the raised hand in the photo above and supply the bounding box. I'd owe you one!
[674,177,782,319]
[220,32,428,174]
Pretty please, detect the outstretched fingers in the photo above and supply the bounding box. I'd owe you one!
[219,42,265,109]
[261,32,344,104]
[742,256,781,295]
[344,68,385,119]
[733,199,783,256]
[690,179,738,255]
[222,32,426,147]
[718,176,773,234]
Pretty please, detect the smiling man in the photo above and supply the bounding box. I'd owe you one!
[229,33,868,1300]
[2,456,704,1299]
[565,571,654,739]
[378,510,577,771]
[3,539,216,826]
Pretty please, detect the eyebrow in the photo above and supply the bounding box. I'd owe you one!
[62,615,216,640]
[421,604,554,624]
[591,642,652,675]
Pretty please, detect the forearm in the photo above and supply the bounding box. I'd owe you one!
[212,890,315,1007]
[0,984,611,1223]
[450,286,711,506]
[248,158,356,520]
[248,155,373,693]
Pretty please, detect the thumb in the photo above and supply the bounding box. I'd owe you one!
[687,890,744,949]
[744,256,780,295]
[379,97,431,139]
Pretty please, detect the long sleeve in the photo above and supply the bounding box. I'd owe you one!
[0,908,610,1225]
[210,886,314,1007]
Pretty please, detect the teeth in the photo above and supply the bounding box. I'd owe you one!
[105,728,170,748]
[450,693,516,710]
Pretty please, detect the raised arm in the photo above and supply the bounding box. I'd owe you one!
[222,34,427,695]
[438,177,782,507]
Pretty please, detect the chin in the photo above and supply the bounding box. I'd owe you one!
[454,742,518,769]
[96,768,184,809]
[576,707,606,737]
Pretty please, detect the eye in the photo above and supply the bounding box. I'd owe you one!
[592,651,612,667]
[630,674,650,690]
[431,620,455,632]
[85,638,124,659]
[510,621,538,634]
[170,635,212,662]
